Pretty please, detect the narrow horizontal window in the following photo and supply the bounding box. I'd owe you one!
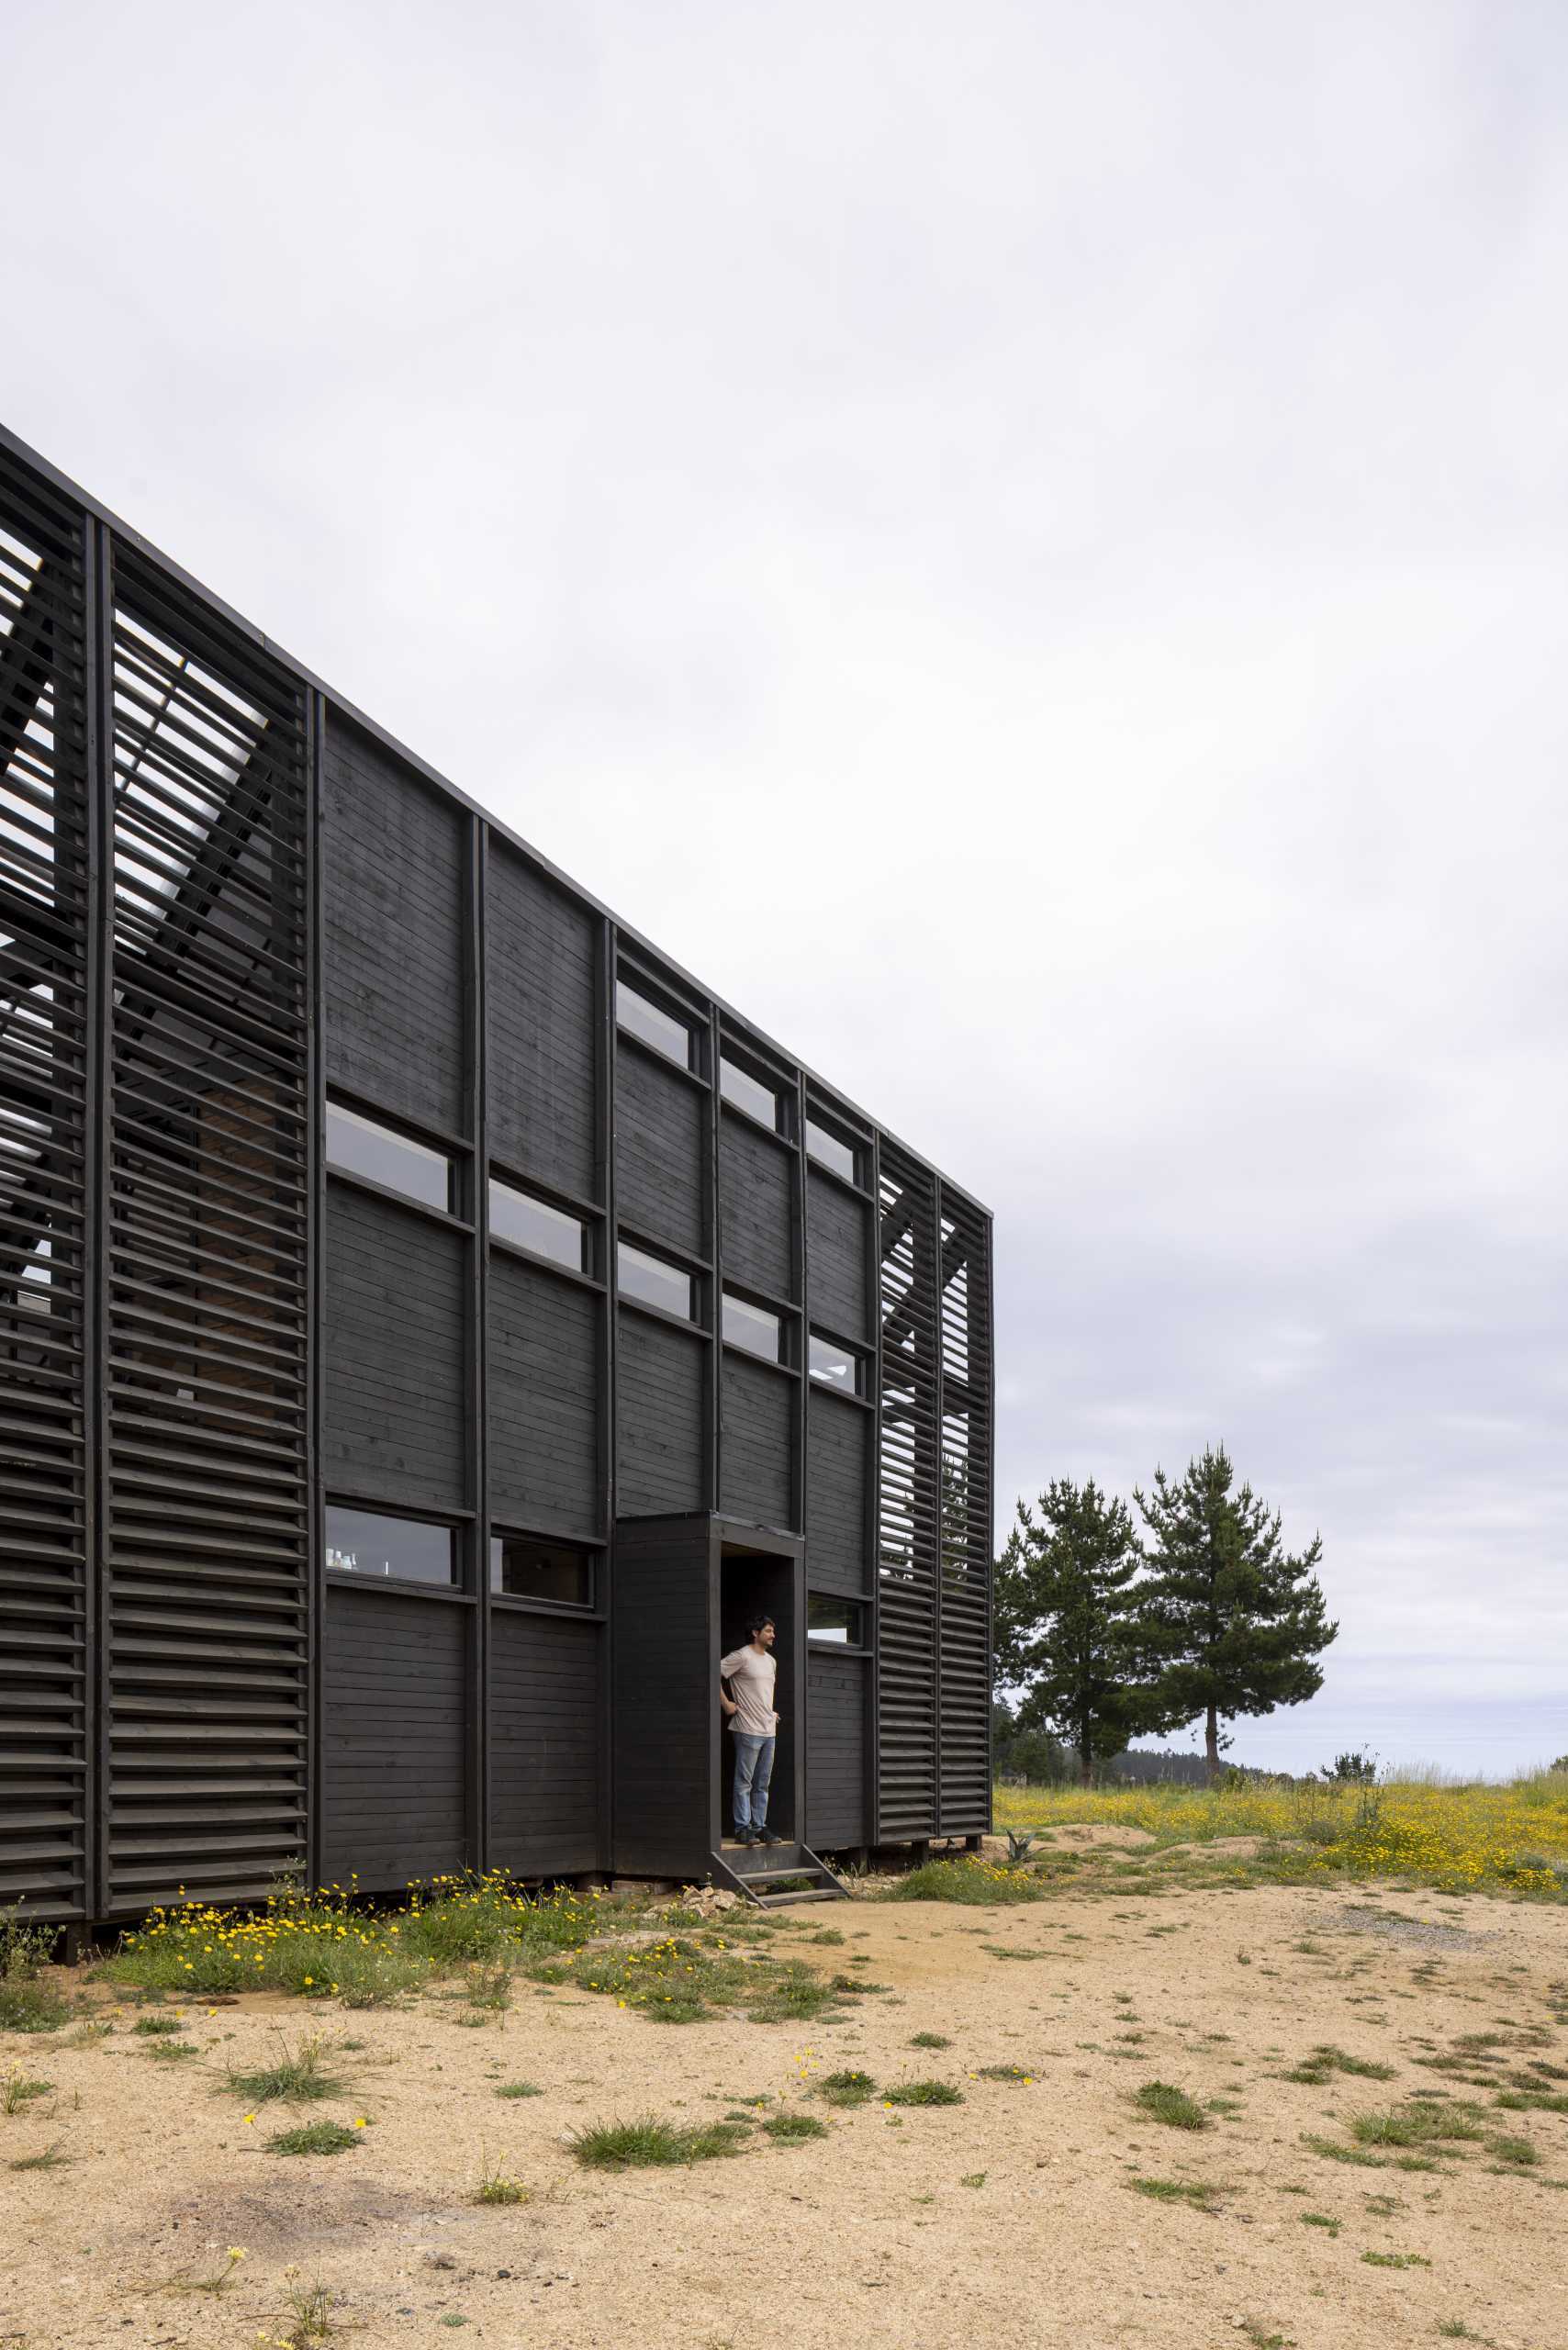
[490,1532,595,1606]
[721,1057,781,1129]
[806,1118,859,1184]
[808,1596,866,1646]
[723,1292,782,1362]
[325,1505,456,1586]
[327,1102,452,1212]
[809,1334,863,1393]
[618,1239,694,1320]
[617,979,693,1069]
[489,1178,586,1272]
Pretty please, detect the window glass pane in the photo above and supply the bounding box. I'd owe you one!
[721,1058,779,1128]
[809,1334,861,1392]
[723,1292,782,1361]
[618,1240,693,1319]
[490,1533,594,1606]
[808,1596,865,1644]
[489,1178,585,1271]
[325,1505,455,1585]
[327,1102,451,1211]
[617,980,692,1069]
[806,1118,858,1184]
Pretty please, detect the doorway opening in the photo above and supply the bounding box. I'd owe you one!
[720,1541,796,1846]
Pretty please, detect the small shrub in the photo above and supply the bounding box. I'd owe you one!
[3,2070,52,2116]
[267,2120,362,2156]
[829,1974,889,1996]
[131,2015,184,2037]
[146,2039,198,2063]
[474,2154,530,2204]
[909,2031,951,2050]
[881,1859,1042,1907]
[884,2079,964,2108]
[762,2111,829,2143]
[280,2279,336,2345]
[227,2035,348,2107]
[1361,2251,1431,2270]
[1134,2081,1209,2132]
[0,1913,69,2035]
[495,2081,543,2099]
[569,2114,748,2169]
[818,2069,878,2107]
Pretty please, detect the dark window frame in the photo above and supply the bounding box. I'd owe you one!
[617,1235,699,1324]
[489,1528,601,1615]
[324,1498,465,1595]
[806,1592,870,1651]
[615,973,700,1074]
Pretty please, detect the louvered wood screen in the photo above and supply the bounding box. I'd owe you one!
[101,550,310,1913]
[875,1147,939,1838]
[936,1191,991,1832]
[0,457,91,1919]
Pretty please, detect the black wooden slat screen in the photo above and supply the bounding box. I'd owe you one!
[101,551,310,1912]
[936,1191,991,1832]
[0,457,90,1919]
[875,1146,939,1838]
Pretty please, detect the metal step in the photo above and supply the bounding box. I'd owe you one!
[706,1843,851,1908]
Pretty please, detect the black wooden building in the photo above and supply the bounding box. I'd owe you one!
[0,427,994,1930]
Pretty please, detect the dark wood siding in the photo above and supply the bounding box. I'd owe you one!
[720,1113,793,1299]
[721,1357,794,1529]
[614,1047,706,1258]
[610,1518,711,1874]
[320,1587,468,1888]
[324,1185,467,1510]
[487,847,599,1202]
[807,1649,866,1849]
[807,1169,872,1341]
[490,1611,601,1874]
[805,1389,869,1595]
[617,1312,705,1516]
[489,1256,599,1535]
[321,718,466,1134]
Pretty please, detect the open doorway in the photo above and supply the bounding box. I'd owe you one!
[720,1540,797,1847]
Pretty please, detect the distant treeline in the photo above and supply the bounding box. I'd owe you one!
[992,1701,1242,1787]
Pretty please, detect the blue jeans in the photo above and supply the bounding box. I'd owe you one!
[732,1732,776,1832]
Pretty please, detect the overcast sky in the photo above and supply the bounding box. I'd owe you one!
[8,1,1564,1774]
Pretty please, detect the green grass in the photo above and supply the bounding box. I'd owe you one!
[909,2031,951,2049]
[267,2120,362,2156]
[8,2140,72,2171]
[1362,2251,1431,2270]
[828,1973,890,1995]
[1282,2044,1397,2086]
[2,2071,52,2116]
[569,2115,750,2169]
[1494,2088,1568,2114]
[817,2069,878,2107]
[1487,2133,1539,2168]
[1128,2176,1219,2209]
[879,1860,1044,1906]
[1134,2080,1210,2132]
[1350,2102,1486,2151]
[495,2080,543,2099]
[1300,2211,1340,2234]
[762,2111,829,2143]
[226,2035,349,2106]
[975,2064,1036,2083]
[884,2079,964,2107]
[146,2038,199,2062]
[130,2014,184,2037]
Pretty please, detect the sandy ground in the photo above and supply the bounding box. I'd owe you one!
[4,1876,1566,2350]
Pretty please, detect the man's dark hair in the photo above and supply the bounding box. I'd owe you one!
[747,1614,775,1637]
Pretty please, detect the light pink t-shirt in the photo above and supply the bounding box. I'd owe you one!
[720,1643,778,1736]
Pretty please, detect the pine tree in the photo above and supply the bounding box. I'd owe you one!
[994,1478,1170,1786]
[1135,1444,1336,1782]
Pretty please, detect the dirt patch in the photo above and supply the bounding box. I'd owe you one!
[4,1883,1565,2349]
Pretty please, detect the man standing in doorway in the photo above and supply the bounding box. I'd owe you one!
[720,1616,781,1846]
